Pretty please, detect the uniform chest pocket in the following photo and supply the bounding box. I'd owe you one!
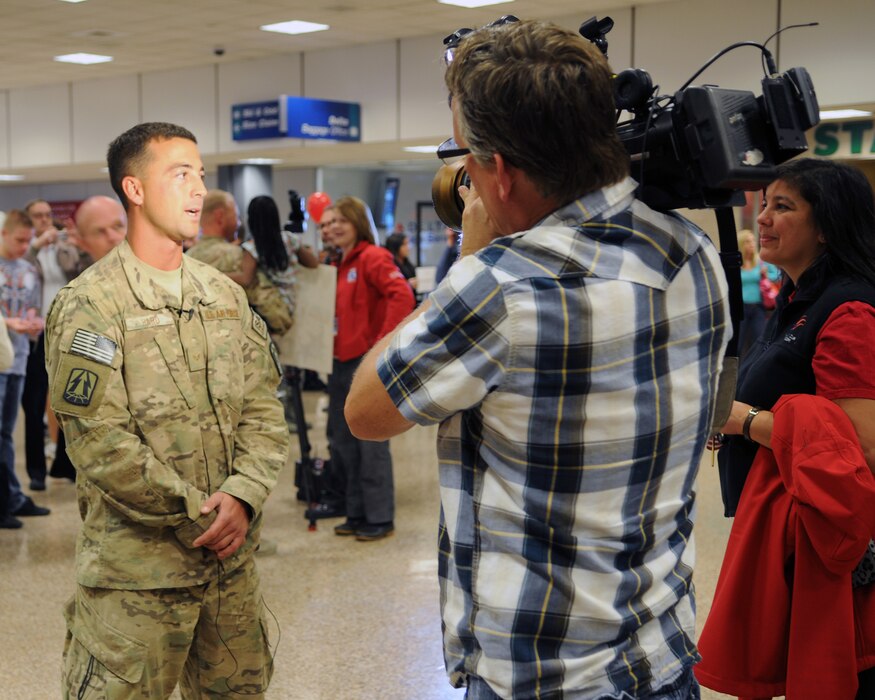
[153,334,196,409]
[204,319,245,411]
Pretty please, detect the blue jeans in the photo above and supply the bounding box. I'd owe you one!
[465,667,701,700]
[0,372,26,512]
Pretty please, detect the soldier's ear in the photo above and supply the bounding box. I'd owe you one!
[122,175,144,208]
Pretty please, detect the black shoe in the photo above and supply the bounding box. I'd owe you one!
[355,522,394,541]
[334,518,365,536]
[29,479,46,491]
[12,497,51,517]
[1,514,23,529]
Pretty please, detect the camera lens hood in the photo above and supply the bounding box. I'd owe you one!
[431,161,469,231]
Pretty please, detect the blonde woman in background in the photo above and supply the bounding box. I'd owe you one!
[738,229,779,361]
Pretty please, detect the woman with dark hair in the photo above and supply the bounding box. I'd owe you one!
[241,195,318,316]
[697,158,875,698]
[322,196,414,542]
[384,232,417,291]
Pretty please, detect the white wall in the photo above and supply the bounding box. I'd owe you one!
[0,0,871,178]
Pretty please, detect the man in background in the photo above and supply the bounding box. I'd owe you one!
[21,199,85,491]
[346,19,730,699]
[47,195,128,482]
[0,210,50,528]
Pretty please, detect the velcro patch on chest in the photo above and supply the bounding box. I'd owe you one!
[202,307,240,321]
[69,329,117,366]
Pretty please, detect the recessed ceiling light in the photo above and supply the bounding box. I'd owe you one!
[819,109,873,120]
[54,53,113,65]
[0,174,25,182]
[58,0,88,3]
[404,145,441,154]
[260,20,329,36]
[437,0,514,8]
[238,158,283,165]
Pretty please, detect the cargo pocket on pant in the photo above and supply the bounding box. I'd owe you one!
[63,593,147,698]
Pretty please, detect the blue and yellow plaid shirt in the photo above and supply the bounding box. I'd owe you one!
[378,178,730,698]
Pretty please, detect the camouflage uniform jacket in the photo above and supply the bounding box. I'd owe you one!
[45,241,289,590]
[187,236,293,336]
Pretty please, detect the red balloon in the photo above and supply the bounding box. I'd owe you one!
[306,192,332,222]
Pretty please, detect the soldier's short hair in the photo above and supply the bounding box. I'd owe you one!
[2,209,33,233]
[107,122,197,211]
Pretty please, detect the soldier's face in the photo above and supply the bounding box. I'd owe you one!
[136,137,206,243]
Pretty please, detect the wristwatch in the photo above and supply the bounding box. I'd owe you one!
[742,406,763,443]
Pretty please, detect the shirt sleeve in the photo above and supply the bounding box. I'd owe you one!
[814,301,875,400]
[377,254,510,425]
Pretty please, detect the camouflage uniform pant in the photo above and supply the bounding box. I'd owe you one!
[62,556,273,699]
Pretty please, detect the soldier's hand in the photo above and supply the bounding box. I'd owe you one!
[192,492,251,560]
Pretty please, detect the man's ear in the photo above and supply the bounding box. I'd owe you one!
[122,176,143,208]
[492,153,515,203]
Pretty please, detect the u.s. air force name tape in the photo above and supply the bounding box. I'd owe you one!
[69,329,117,367]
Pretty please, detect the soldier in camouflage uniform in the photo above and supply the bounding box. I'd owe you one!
[188,190,293,337]
[45,122,290,699]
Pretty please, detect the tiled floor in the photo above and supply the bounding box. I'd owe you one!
[1,391,738,699]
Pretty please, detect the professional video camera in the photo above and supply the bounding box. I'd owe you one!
[431,15,819,227]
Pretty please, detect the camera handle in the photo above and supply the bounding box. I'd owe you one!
[711,207,743,430]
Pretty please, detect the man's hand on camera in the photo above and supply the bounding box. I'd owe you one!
[458,183,502,257]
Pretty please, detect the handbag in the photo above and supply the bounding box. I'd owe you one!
[760,265,780,310]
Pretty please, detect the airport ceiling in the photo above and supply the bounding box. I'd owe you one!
[0,0,672,182]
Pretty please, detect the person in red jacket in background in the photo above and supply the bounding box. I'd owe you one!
[322,196,414,541]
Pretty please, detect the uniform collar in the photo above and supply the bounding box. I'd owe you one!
[116,240,219,311]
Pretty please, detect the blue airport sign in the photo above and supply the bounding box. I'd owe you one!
[281,96,361,142]
[231,101,283,141]
[232,96,362,142]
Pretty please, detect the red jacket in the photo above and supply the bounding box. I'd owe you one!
[333,241,414,362]
[696,394,875,699]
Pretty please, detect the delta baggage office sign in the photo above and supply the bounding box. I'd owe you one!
[232,96,361,142]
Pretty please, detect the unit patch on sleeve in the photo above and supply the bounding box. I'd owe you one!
[69,329,117,366]
[252,312,268,340]
[63,368,99,406]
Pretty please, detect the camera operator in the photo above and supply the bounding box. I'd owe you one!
[346,19,730,699]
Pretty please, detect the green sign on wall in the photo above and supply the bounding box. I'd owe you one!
[813,120,875,157]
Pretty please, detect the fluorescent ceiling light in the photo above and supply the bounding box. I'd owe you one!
[819,109,873,120]
[260,20,329,36]
[404,145,441,154]
[0,174,25,182]
[238,158,283,165]
[58,0,88,3]
[438,0,514,7]
[54,53,113,65]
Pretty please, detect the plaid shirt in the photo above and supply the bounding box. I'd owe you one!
[378,178,730,699]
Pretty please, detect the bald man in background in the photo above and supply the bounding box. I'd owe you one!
[47,195,128,482]
[74,195,127,263]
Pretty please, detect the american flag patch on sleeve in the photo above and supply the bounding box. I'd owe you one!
[69,329,117,367]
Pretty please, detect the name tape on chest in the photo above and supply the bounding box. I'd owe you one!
[124,313,175,331]
[202,307,241,321]
[69,329,117,367]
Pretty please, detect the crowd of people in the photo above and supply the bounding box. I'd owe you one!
[2,17,874,700]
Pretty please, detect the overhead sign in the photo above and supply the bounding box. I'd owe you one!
[812,119,875,158]
[281,96,361,142]
[232,101,283,141]
[231,96,361,142]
